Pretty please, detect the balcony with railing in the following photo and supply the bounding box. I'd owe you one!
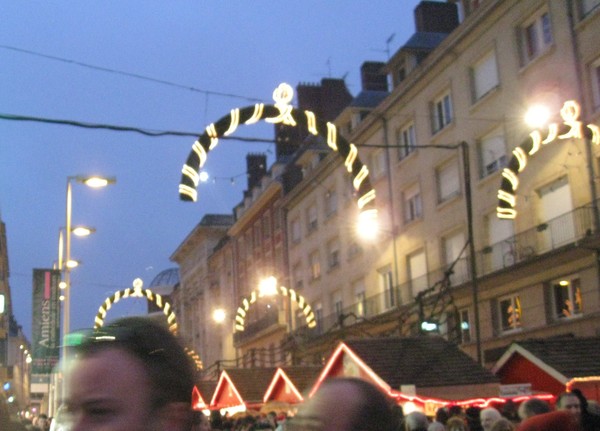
[288,201,598,343]
[233,306,283,345]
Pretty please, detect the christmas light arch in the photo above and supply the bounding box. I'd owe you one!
[94,278,178,332]
[235,284,316,332]
[179,83,377,225]
[497,100,600,219]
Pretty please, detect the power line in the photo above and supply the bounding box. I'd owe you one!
[0,44,262,103]
[0,112,276,143]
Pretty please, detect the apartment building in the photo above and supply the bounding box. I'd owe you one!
[289,0,600,366]
[174,0,600,373]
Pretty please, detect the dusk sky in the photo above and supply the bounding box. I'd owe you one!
[1,0,422,339]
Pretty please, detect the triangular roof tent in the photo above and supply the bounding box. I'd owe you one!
[210,368,277,412]
[263,366,322,404]
[193,380,217,411]
[492,337,600,398]
[309,339,544,413]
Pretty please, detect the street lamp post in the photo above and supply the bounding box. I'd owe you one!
[61,175,115,353]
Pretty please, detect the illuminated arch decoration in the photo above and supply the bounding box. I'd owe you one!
[179,83,378,225]
[497,100,600,219]
[235,284,316,332]
[94,278,178,332]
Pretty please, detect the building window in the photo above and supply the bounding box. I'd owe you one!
[591,58,600,112]
[431,91,453,133]
[471,50,499,101]
[332,291,343,316]
[291,218,301,244]
[254,222,262,248]
[519,9,553,66]
[443,231,468,285]
[314,302,323,334]
[307,203,318,232]
[293,263,303,290]
[408,250,428,298]
[581,0,600,17]
[327,238,340,270]
[353,279,366,317]
[378,265,395,309]
[460,309,471,343]
[436,159,460,203]
[552,277,583,319]
[499,294,522,332]
[325,189,338,217]
[478,128,507,178]
[370,149,387,180]
[403,183,422,223]
[397,122,417,161]
[309,251,321,280]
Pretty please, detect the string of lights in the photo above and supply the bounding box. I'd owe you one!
[0,44,262,103]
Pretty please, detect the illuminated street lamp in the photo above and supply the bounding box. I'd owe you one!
[62,175,115,359]
[212,308,226,324]
[524,104,551,129]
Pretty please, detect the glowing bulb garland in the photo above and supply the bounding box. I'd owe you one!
[235,283,316,332]
[497,100,600,219]
[179,83,377,218]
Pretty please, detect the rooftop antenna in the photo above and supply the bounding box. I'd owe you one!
[371,33,396,60]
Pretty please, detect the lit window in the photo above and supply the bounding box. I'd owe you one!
[552,277,583,319]
[309,251,321,280]
[471,50,499,101]
[460,309,471,343]
[436,160,460,203]
[397,122,417,161]
[478,128,507,177]
[499,295,522,332]
[403,183,422,223]
[431,91,453,133]
[519,10,553,65]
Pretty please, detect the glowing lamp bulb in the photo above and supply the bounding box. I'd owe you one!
[259,276,278,296]
[199,171,209,182]
[525,105,551,129]
[356,210,380,241]
[213,308,226,323]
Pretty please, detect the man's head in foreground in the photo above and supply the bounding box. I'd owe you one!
[61,317,196,431]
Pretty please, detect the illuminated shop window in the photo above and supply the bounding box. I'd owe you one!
[552,277,583,319]
[499,294,522,332]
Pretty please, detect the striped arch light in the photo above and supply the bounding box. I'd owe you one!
[179,83,377,221]
[235,279,316,332]
[497,100,600,219]
[94,278,178,333]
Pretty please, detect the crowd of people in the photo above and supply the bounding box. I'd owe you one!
[3,316,600,431]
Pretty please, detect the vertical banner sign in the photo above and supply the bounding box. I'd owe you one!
[32,269,61,375]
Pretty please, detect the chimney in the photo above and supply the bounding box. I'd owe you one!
[246,153,267,191]
[414,1,459,34]
[360,62,388,92]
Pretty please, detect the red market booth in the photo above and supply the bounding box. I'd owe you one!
[492,336,600,403]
